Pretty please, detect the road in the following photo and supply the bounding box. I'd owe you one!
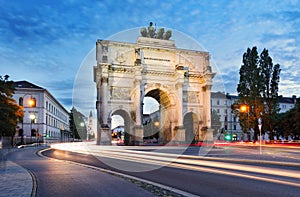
[42,143,300,197]
[6,147,155,197]
[5,144,300,197]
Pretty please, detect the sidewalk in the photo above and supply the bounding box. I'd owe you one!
[0,149,33,197]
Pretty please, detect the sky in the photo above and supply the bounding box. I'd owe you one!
[1,0,300,119]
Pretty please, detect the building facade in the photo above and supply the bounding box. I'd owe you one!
[13,81,70,143]
[211,91,298,141]
[94,24,216,145]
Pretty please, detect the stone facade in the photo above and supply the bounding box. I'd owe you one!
[94,35,215,145]
[13,81,70,144]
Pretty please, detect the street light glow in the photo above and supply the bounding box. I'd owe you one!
[240,104,248,112]
[30,114,36,120]
[28,98,36,107]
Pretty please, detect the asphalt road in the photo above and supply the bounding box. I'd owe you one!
[6,147,155,197]
[41,147,300,197]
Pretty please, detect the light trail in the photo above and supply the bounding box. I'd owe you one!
[50,143,300,187]
[93,150,300,187]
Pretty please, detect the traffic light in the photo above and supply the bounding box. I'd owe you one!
[232,134,237,141]
[224,133,232,141]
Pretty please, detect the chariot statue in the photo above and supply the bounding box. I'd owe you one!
[140,22,172,40]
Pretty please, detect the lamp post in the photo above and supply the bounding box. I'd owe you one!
[258,116,262,155]
[30,114,36,145]
[21,94,36,145]
[240,104,249,141]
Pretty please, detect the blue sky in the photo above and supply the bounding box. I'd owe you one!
[1,0,300,116]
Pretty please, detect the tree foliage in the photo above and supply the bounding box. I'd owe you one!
[276,98,300,140]
[69,107,87,140]
[236,47,281,140]
[0,75,24,141]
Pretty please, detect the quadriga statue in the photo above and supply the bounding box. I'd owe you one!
[140,27,147,37]
[163,30,172,40]
[156,28,164,39]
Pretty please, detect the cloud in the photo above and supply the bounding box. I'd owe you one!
[1,0,300,115]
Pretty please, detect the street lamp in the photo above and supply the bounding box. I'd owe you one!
[240,104,248,113]
[239,104,249,141]
[20,94,36,145]
[30,114,36,144]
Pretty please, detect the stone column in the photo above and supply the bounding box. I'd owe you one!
[205,85,212,128]
[134,80,142,126]
[99,127,111,145]
[100,77,109,126]
[174,69,185,143]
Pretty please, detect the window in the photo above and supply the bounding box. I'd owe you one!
[217,100,220,105]
[46,101,48,110]
[19,97,23,106]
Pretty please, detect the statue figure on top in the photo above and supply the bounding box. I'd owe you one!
[140,22,172,40]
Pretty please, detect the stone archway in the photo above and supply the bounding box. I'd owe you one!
[94,26,215,145]
[143,88,173,144]
[111,109,132,145]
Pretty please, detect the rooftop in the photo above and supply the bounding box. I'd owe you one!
[13,81,44,90]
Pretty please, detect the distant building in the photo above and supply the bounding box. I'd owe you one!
[211,92,243,140]
[13,81,70,143]
[211,92,298,141]
[87,110,94,140]
[278,95,297,113]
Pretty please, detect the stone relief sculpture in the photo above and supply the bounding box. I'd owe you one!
[111,87,131,100]
[140,22,172,40]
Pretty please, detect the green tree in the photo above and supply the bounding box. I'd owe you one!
[236,47,280,141]
[237,47,264,141]
[0,75,24,146]
[277,98,300,140]
[69,107,87,141]
[259,49,281,140]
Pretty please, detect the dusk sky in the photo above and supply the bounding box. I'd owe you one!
[1,0,300,116]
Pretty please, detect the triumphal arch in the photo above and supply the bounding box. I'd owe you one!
[94,23,215,145]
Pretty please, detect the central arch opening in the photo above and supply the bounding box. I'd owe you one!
[143,89,172,144]
[110,109,131,145]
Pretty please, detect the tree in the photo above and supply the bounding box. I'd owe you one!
[237,47,264,141]
[69,107,87,141]
[0,75,24,146]
[236,47,280,141]
[277,98,300,140]
[259,49,281,140]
